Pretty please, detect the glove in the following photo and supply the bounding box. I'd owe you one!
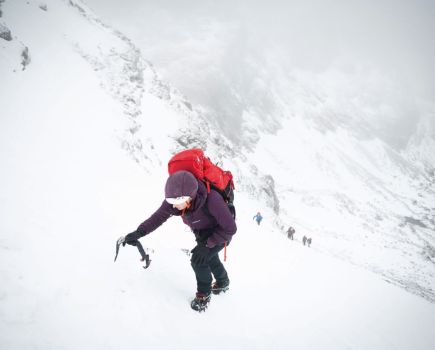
[191,243,210,265]
[123,231,142,246]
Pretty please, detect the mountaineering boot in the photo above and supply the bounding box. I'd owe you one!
[190,292,211,312]
[211,279,229,295]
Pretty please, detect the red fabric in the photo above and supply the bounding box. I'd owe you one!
[168,148,235,194]
[168,148,205,179]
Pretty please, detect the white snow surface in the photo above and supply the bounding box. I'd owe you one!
[1,1,435,349]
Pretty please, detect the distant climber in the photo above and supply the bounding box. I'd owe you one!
[287,226,295,240]
[253,212,263,226]
[307,237,312,247]
[302,235,307,246]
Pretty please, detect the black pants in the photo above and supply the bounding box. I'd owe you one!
[191,244,228,294]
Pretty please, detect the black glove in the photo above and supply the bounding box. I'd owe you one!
[191,243,210,265]
[123,231,142,246]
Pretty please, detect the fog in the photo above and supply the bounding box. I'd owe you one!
[86,0,435,145]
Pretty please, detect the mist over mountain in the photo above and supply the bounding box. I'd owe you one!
[88,0,435,148]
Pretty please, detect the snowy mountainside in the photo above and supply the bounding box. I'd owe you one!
[250,73,435,300]
[185,37,435,300]
[1,0,433,307]
[3,0,278,207]
[62,0,278,206]
[189,37,435,299]
[1,1,435,349]
[0,0,279,215]
[83,0,434,302]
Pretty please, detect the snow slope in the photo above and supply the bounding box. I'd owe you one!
[2,157,435,350]
[1,1,435,349]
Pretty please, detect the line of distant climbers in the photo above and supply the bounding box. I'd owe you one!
[287,226,312,247]
[253,212,313,247]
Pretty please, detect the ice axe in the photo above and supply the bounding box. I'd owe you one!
[114,236,151,269]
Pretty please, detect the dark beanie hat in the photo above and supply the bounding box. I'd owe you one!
[165,171,198,199]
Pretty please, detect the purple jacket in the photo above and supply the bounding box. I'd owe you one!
[137,181,237,248]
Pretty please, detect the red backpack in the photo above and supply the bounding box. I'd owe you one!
[168,148,236,218]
